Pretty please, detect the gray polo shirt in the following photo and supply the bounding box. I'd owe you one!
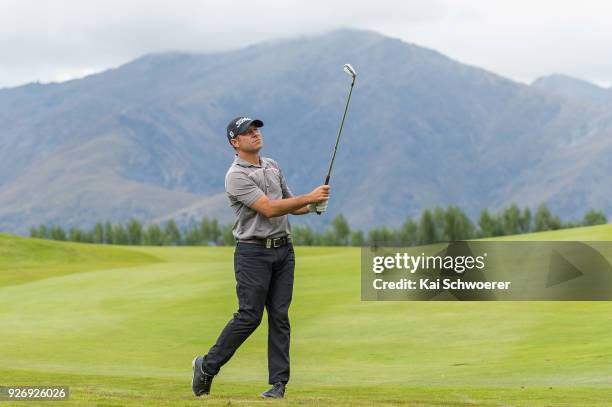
[225,155,294,240]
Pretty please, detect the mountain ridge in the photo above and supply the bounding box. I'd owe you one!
[1,28,611,234]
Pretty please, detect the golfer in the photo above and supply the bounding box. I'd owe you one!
[192,116,330,399]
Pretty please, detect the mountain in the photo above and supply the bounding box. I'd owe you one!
[532,74,612,105]
[1,29,611,234]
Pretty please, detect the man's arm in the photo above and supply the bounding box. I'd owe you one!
[251,185,329,218]
[290,200,328,215]
[291,206,311,215]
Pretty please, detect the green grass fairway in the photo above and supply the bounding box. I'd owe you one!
[1,226,612,406]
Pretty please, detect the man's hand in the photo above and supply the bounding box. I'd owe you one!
[316,200,328,213]
[308,185,330,203]
[308,200,328,214]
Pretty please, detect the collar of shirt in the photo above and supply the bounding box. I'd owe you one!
[234,155,267,169]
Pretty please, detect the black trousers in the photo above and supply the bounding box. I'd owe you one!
[203,242,295,384]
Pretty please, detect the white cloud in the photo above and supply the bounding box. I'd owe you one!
[380,0,612,85]
[1,0,611,88]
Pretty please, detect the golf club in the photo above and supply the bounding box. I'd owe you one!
[317,63,357,215]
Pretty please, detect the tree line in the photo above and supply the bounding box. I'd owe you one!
[29,204,607,246]
[30,218,234,246]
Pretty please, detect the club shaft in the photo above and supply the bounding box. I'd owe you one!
[325,79,355,184]
[317,77,355,215]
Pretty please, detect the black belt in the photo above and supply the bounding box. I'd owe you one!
[238,236,291,248]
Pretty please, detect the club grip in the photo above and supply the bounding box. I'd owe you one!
[316,176,331,215]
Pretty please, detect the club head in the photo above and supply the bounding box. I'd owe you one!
[343,64,356,78]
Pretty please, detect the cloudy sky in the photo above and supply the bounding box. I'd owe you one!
[1,0,612,89]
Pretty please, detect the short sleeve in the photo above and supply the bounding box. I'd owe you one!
[225,171,265,207]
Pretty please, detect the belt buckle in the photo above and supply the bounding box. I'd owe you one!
[266,238,272,249]
[273,238,281,248]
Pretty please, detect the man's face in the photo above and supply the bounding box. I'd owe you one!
[231,124,263,153]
